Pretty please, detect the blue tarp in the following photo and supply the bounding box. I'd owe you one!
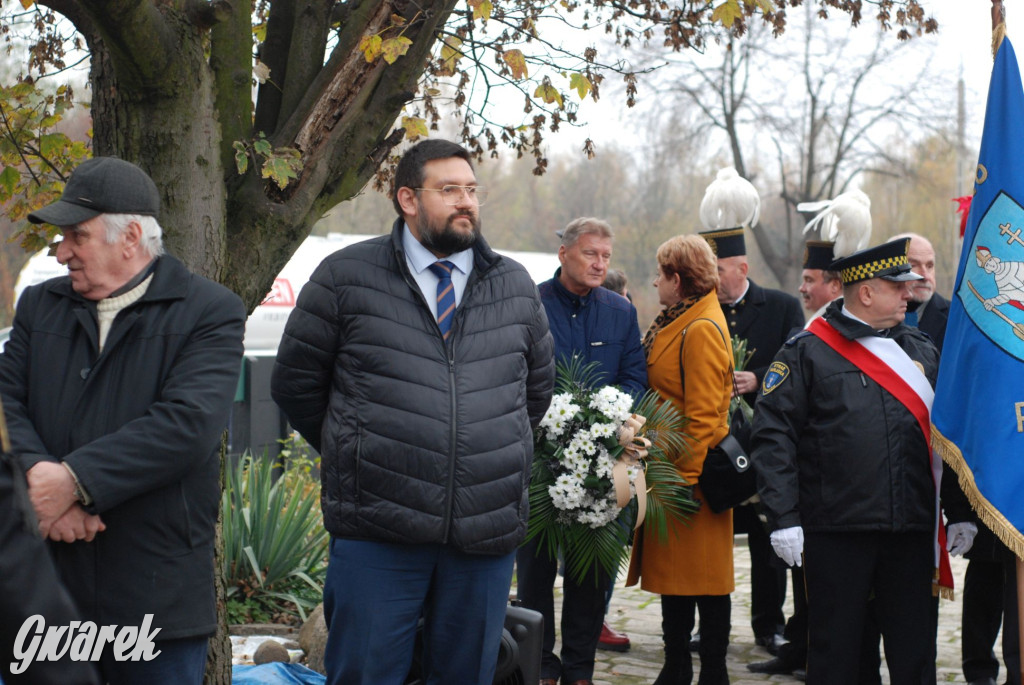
[232,662,326,685]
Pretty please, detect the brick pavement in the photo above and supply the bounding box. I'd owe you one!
[518,536,980,684]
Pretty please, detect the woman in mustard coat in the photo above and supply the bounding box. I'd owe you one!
[626,235,734,685]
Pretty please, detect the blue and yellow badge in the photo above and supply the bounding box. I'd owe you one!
[958,191,1024,362]
[761,361,789,395]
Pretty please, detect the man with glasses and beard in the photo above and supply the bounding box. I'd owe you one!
[272,139,554,685]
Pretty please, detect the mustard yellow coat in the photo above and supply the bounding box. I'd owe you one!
[627,291,735,596]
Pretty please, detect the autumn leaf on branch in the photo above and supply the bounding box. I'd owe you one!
[467,0,494,22]
[439,37,464,76]
[402,116,429,140]
[359,35,383,63]
[381,36,413,64]
[711,0,743,28]
[503,50,529,80]
[568,72,592,99]
[533,79,564,108]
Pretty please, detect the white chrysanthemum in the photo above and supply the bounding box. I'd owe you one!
[590,422,616,439]
[540,394,581,436]
[593,446,615,479]
[589,386,634,424]
[568,434,597,458]
[577,493,622,528]
[549,474,586,511]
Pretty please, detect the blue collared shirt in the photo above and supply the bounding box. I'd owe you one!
[402,224,473,319]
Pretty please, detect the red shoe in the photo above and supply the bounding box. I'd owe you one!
[597,621,630,652]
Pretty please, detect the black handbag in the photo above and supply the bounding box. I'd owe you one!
[680,319,757,513]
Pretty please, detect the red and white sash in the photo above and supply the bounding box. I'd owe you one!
[807,317,953,595]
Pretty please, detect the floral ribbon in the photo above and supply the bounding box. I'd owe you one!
[613,413,651,529]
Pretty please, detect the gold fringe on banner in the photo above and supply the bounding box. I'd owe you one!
[994,20,1007,60]
[932,424,1024,560]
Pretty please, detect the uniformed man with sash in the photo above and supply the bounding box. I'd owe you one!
[749,238,951,685]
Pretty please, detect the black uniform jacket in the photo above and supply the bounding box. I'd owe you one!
[917,291,951,353]
[722,279,804,405]
[750,300,942,534]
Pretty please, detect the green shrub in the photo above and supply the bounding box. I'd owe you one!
[221,438,328,622]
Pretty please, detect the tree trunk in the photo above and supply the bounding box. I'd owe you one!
[204,434,233,685]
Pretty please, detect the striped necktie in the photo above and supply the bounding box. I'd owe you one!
[427,260,456,340]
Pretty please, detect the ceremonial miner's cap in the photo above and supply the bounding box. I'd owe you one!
[698,167,759,259]
[803,240,835,270]
[699,227,746,258]
[829,238,923,285]
[28,157,161,226]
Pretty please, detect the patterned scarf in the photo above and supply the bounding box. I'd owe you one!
[642,294,702,357]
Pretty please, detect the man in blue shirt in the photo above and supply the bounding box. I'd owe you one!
[517,217,647,685]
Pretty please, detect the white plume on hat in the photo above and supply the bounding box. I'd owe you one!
[699,167,761,231]
[798,189,872,259]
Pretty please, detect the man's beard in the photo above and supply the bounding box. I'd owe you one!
[419,209,481,255]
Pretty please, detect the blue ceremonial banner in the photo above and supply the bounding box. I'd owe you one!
[933,37,1024,557]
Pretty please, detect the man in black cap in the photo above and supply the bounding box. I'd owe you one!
[698,226,804,656]
[750,238,948,685]
[798,241,844,322]
[0,156,245,684]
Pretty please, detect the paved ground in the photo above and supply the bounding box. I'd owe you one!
[516,536,983,684]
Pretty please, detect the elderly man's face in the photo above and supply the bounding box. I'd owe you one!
[558,233,612,296]
[55,216,133,301]
[906,237,937,304]
[716,256,748,304]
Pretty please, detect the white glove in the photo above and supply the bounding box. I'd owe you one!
[770,526,804,567]
[946,522,978,556]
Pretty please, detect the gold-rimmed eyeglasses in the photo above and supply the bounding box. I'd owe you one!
[415,185,488,206]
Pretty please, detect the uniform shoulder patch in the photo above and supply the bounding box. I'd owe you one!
[784,330,812,346]
[761,361,790,395]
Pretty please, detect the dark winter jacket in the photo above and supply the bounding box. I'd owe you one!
[0,458,100,685]
[0,255,245,639]
[271,220,555,556]
[538,271,647,396]
[750,300,941,534]
[721,279,805,406]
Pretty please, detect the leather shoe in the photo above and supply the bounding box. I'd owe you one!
[967,679,997,685]
[754,632,786,656]
[793,667,806,681]
[597,621,631,652]
[746,656,799,675]
[688,631,699,652]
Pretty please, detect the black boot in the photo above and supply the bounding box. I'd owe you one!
[696,595,731,685]
[654,595,696,685]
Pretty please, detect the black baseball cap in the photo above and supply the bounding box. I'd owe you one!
[28,157,160,226]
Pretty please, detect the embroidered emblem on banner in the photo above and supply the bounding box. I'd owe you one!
[761,361,790,395]
[959,191,1024,360]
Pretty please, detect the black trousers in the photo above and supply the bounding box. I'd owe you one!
[776,566,809,668]
[661,594,731,685]
[962,552,1020,684]
[735,504,787,637]
[804,531,934,685]
[516,537,608,682]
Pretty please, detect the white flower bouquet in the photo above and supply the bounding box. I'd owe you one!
[527,360,699,585]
